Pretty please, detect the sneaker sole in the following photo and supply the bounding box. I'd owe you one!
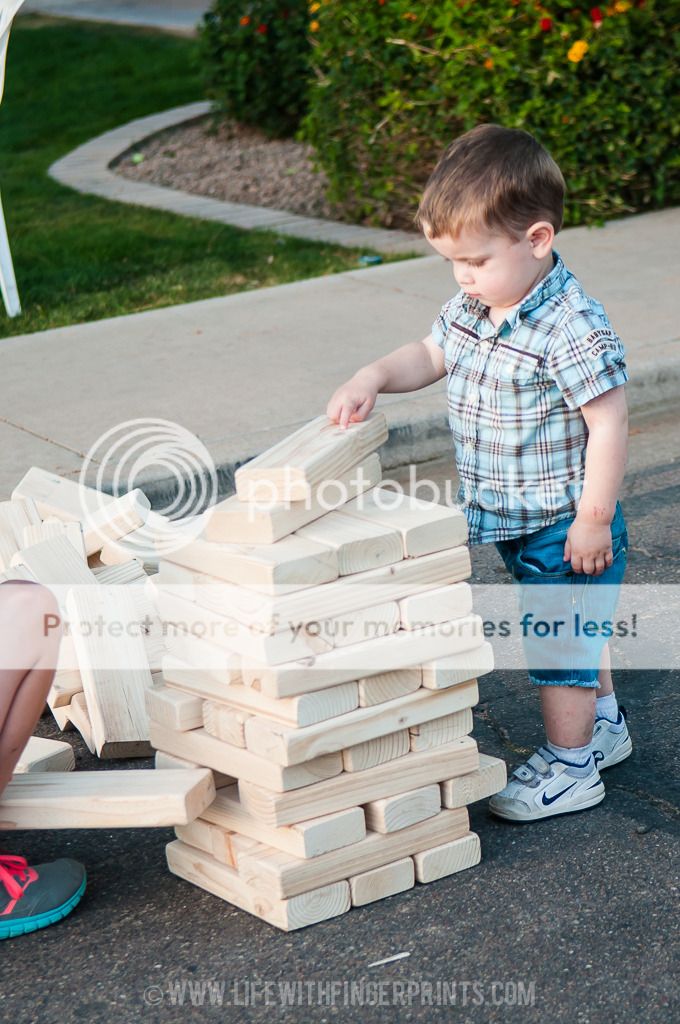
[595,735,633,771]
[489,786,605,823]
[0,875,86,940]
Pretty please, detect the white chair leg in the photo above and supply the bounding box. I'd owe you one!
[0,189,21,318]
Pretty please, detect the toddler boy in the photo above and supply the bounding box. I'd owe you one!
[327,124,631,822]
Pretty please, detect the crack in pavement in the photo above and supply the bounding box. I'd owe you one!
[0,414,94,462]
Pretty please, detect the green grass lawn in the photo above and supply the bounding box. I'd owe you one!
[0,16,387,338]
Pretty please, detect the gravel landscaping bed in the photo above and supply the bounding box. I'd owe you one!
[114,115,337,221]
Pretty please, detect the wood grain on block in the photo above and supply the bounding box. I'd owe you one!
[350,858,415,907]
[202,785,366,859]
[409,708,473,752]
[93,560,147,586]
[49,701,76,732]
[235,807,469,899]
[244,616,484,698]
[15,736,75,773]
[207,454,382,545]
[47,668,82,708]
[174,819,237,868]
[67,692,95,753]
[302,602,400,652]
[238,736,478,827]
[164,532,338,596]
[0,531,18,572]
[363,784,441,834]
[413,832,481,883]
[22,521,86,560]
[166,840,351,931]
[0,498,41,549]
[203,701,252,748]
[155,750,236,789]
[149,722,343,792]
[165,634,242,685]
[358,667,422,707]
[66,586,155,758]
[0,769,215,830]
[163,654,359,728]
[12,467,113,522]
[342,729,410,773]
[295,510,402,576]
[13,534,98,586]
[82,489,150,557]
[421,641,495,689]
[398,581,473,629]
[242,680,478,766]
[234,413,389,503]
[342,488,468,557]
[145,686,204,731]
[440,753,507,808]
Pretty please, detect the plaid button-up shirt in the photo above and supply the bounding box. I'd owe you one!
[432,250,628,544]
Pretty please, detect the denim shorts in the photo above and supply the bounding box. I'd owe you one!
[495,503,628,688]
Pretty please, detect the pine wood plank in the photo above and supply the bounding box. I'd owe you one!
[0,498,41,547]
[238,736,479,827]
[421,642,495,689]
[165,633,242,685]
[207,454,382,545]
[412,832,481,883]
[148,721,343,792]
[12,534,98,586]
[202,702,252,748]
[174,819,237,867]
[440,753,507,808]
[22,521,86,560]
[398,581,473,629]
[145,686,204,731]
[15,736,75,773]
[342,729,410,773]
[67,692,95,753]
[92,560,147,586]
[12,468,113,521]
[295,509,403,576]
[409,708,473,752]
[363,784,442,834]
[234,413,388,502]
[81,489,151,557]
[0,769,215,829]
[154,751,236,790]
[342,487,468,557]
[349,858,415,907]
[166,840,351,931]
[358,667,422,707]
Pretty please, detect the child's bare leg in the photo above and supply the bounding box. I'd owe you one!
[539,684,596,748]
[0,582,62,796]
[597,642,614,695]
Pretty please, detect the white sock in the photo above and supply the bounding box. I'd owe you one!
[596,691,619,723]
[545,740,592,766]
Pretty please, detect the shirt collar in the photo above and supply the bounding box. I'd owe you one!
[460,250,569,326]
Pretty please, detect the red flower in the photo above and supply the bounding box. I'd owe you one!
[256,23,267,34]
[590,5,604,22]
[540,16,552,29]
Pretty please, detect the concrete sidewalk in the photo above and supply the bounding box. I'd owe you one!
[0,208,678,505]
[22,0,209,33]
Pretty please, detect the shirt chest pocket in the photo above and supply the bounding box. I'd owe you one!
[490,343,544,388]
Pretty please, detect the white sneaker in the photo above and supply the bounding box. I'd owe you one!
[592,707,632,770]
[489,747,605,823]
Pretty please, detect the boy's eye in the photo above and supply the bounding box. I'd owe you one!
[468,260,486,268]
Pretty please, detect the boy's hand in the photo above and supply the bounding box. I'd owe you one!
[327,371,380,429]
[563,518,613,576]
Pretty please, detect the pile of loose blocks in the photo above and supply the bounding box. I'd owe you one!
[150,413,507,930]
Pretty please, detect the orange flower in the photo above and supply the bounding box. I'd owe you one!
[239,15,250,25]
[309,1,321,11]
[567,39,589,61]
[614,0,631,10]
[309,19,320,31]
[403,11,418,19]
[484,57,494,69]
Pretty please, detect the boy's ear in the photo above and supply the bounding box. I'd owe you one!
[526,221,554,257]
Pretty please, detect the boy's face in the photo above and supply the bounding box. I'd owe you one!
[424,224,553,311]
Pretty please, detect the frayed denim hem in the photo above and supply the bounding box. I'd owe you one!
[528,674,599,689]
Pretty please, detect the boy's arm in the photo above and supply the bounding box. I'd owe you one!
[564,385,628,575]
[327,335,446,429]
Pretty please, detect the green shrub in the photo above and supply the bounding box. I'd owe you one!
[199,0,311,137]
[302,0,680,228]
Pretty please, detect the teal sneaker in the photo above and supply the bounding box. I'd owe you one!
[0,853,86,939]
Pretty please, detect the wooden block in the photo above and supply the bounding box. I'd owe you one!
[409,708,474,752]
[67,692,95,753]
[47,668,83,709]
[399,581,473,629]
[342,729,410,772]
[166,840,350,931]
[163,654,359,727]
[0,498,41,548]
[358,667,422,707]
[349,858,415,907]
[154,750,236,789]
[243,680,478,766]
[165,532,339,596]
[413,832,481,883]
[145,686,204,731]
[174,819,237,868]
[234,413,388,502]
[301,602,400,651]
[93,560,147,586]
[238,736,478,827]
[12,468,113,521]
[164,633,242,685]
[81,489,150,556]
[363,784,441,834]
[207,454,382,545]
[0,769,215,829]
[22,521,86,559]
[440,753,508,808]
[245,617,484,698]
[0,531,18,572]
[15,736,75,773]
[149,721,343,793]
[202,785,366,859]
[66,586,155,758]
[234,807,469,899]
[49,701,76,732]
[12,534,98,586]
[295,510,402,576]
[203,702,252,748]
[342,487,468,557]
[422,642,495,689]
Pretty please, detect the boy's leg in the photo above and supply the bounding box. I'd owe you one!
[539,683,595,749]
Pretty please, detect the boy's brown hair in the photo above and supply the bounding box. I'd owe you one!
[416,124,565,240]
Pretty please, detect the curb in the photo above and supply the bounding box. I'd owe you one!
[48,102,430,257]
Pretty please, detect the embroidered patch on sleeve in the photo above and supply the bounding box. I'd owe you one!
[583,327,621,360]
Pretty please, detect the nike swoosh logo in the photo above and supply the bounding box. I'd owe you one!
[542,781,578,805]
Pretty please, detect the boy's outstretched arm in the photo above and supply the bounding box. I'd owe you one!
[564,385,628,575]
[327,335,446,429]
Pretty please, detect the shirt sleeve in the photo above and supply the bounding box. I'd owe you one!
[431,294,461,350]
[546,307,628,409]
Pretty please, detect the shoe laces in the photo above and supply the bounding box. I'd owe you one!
[0,853,30,901]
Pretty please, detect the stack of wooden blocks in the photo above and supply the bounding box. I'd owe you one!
[151,413,506,931]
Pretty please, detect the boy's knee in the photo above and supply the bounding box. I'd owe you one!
[0,581,62,640]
